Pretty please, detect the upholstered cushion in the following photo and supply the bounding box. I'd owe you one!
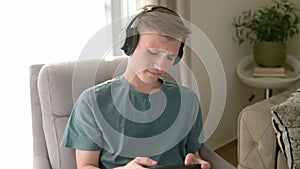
[237,95,287,169]
[37,57,128,168]
[271,89,300,169]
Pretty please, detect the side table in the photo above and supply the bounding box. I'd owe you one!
[236,54,300,99]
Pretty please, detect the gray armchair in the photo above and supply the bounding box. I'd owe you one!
[30,56,236,169]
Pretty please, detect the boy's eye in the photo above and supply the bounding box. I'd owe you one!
[148,48,159,55]
[167,55,176,61]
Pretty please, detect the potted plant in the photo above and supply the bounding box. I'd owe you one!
[233,0,300,67]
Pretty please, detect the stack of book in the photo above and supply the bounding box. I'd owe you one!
[253,66,286,77]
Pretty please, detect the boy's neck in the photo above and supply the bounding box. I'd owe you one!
[123,71,162,94]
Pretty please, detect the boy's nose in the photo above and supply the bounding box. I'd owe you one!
[153,57,170,71]
[153,63,163,71]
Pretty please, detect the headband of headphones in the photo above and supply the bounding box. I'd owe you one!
[120,5,185,64]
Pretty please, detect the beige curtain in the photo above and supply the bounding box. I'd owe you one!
[136,0,192,88]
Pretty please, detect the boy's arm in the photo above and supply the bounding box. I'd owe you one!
[76,149,101,169]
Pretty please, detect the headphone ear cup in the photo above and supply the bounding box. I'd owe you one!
[174,42,184,65]
[121,28,140,56]
[174,57,181,65]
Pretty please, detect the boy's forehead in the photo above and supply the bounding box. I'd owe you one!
[138,34,181,55]
[140,34,181,45]
[139,32,182,42]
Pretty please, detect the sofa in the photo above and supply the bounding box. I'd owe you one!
[237,80,300,169]
[30,56,236,169]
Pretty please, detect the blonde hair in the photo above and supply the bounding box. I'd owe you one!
[134,5,191,40]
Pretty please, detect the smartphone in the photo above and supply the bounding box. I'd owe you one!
[149,164,201,169]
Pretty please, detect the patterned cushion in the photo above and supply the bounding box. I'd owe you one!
[271,89,300,169]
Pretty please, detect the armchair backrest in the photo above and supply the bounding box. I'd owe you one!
[30,56,128,169]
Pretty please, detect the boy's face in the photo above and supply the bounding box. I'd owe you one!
[130,33,181,84]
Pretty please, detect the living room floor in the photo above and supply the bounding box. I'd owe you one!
[215,139,238,167]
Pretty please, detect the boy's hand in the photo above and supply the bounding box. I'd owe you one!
[115,157,157,169]
[184,153,211,169]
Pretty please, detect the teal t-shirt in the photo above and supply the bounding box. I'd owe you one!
[61,76,203,168]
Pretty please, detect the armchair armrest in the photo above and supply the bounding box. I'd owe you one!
[200,145,236,169]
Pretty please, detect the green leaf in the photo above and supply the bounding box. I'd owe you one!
[232,0,300,44]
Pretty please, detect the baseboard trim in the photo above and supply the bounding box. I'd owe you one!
[213,137,237,151]
[214,138,238,167]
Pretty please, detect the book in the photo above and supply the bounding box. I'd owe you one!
[253,66,285,73]
[252,66,286,77]
[253,72,286,77]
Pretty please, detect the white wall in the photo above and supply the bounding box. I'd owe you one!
[0,1,106,168]
[190,0,300,149]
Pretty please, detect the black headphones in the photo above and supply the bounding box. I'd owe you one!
[120,5,185,64]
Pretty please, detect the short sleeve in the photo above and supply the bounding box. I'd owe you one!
[61,91,102,151]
